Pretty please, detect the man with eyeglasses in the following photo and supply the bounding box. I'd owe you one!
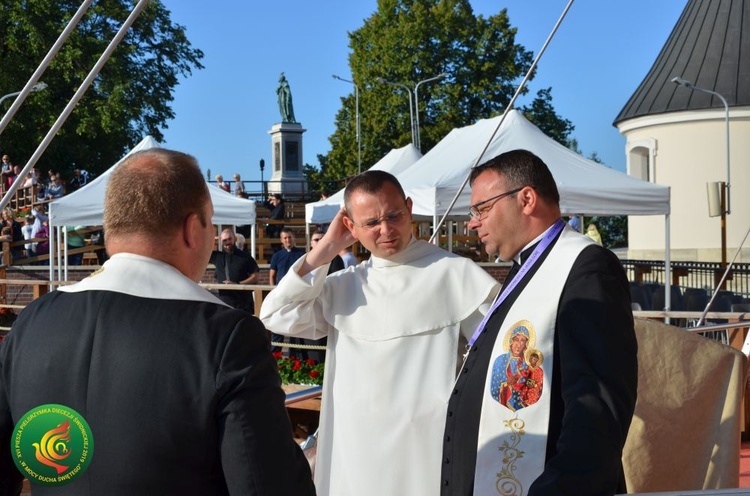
[260,170,499,496]
[441,150,637,496]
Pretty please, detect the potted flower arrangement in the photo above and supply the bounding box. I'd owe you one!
[273,351,324,386]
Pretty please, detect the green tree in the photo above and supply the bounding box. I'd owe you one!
[0,0,203,177]
[317,0,572,182]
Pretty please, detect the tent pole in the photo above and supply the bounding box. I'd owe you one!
[250,224,256,259]
[48,204,55,286]
[0,0,93,139]
[57,227,63,282]
[63,227,68,281]
[664,214,671,324]
[448,220,453,252]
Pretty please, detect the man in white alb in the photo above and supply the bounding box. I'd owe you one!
[260,170,499,496]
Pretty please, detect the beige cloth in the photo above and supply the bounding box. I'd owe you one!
[623,318,747,493]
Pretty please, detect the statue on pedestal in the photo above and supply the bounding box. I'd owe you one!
[276,73,297,123]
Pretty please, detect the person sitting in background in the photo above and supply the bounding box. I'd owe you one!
[339,245,358,268]
[33,219,49,258]
[1,209,23,261]
[567,215,581,232]
[21,170,37,189]
[265,194,285,240]
[235,232,246,251]
[68,168,88,192]
[21,215,35,257]
[45,174,65,200]
[64,225,87,265]
[215,174,230,192]
[10,166,21,185]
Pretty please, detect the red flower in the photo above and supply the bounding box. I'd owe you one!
[272,351,283,360]
[305,359,316,367]
[309,370,320,379]
[292,360,302,371]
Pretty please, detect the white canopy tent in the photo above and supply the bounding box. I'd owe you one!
[396,109,673,312]
[49,136,256,226]
[47,136,256,281]
[304,144,423,224]
[397,109,670,219]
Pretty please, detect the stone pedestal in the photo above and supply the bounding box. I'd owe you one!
[268,122,308,198]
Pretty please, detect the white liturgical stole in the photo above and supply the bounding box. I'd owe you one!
[474,228,592,495]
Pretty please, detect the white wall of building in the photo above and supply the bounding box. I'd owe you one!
[617,108,750,261]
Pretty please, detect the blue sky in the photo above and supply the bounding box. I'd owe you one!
[161,1,686,184]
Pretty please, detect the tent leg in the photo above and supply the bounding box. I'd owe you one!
[664,214,671,324]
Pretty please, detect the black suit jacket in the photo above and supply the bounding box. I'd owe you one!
[0,291,315,495]
[442,238,637,496]
[210,248,260,313]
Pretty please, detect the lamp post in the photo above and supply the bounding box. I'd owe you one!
[0,82,48,108]
[332,75,361,174]
[377,74,448,151]
[376,77,415,147]
[413,73,447,151]
[259,158,266,198]
[672,76,731,267]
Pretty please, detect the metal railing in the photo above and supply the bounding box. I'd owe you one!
[622,259,750,300]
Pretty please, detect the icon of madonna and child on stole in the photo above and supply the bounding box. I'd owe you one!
[490,320,544,412]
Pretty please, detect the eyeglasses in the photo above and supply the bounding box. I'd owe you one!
[468,187,523,220]
[351,210,408,231]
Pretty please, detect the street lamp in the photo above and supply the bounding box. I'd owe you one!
[376,77,415,147]
[377,74,448,151]
[672,76,731,266]
[414,73,447,151]
[0,82,48,107]
[259,158,266,197]
[332,74,361,174]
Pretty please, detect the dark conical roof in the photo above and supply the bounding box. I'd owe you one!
[614,0,750,125]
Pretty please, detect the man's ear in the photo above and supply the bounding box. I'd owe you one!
[341,214,360,240]
[183,212,201,248]
[519,186,537,215]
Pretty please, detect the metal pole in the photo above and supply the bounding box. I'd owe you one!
[0,0,94,138]
[413,73,447,152]
[355,83,361,174]
[332,75,361,173]
[671,78,731,213]
[376,78,415,147]
[406,88,414,147]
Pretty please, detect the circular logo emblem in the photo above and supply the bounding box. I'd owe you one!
[11,404,94,486]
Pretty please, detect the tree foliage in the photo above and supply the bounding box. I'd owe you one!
[581,153,629,249]
[317,0,573,182]
[0,0,203,177]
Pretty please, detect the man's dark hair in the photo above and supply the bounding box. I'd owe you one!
[272,193,283,201]
[280,227,293,236]
[470,149,560,205]
[344,170,406,212]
